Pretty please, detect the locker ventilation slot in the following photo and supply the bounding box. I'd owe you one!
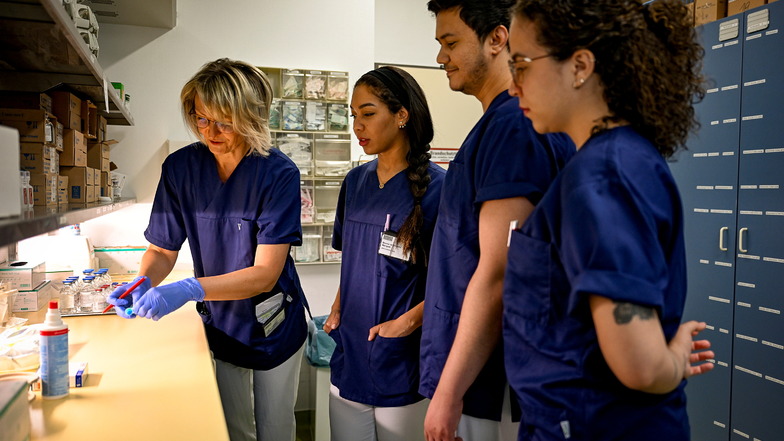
[747,9,770,34]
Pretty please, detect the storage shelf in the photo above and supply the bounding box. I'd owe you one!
[0,0,133,126]
[0,197,136,247]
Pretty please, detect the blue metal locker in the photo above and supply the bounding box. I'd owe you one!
[730,2,784,440]
[669,12,744,440]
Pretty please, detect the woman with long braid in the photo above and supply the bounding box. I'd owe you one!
[322,66,445,441]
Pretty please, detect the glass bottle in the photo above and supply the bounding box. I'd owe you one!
[58,280,76,314]
[77,275,96,313]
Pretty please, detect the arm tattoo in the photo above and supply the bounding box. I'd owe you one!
[612,302,655,325]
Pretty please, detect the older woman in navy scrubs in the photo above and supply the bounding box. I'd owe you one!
[502,1,715,440]
[322,66,445,441]
[108,58,307,441]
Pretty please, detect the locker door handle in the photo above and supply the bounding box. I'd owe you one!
[738,227,749,253]
[719,227,728,251]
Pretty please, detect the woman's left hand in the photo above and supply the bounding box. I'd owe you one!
[368,316,415,341]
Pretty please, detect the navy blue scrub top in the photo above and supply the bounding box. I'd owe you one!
[503,127,689,440]
[330,159,445,407]
[145,143,308,370]
[419,91,575,421]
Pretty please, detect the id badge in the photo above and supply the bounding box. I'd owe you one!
[255,292,289,337]
[378,231,411,262]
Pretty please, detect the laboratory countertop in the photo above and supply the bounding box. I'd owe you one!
[27,306,229,441]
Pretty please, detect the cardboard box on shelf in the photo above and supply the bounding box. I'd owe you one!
[695,0,728,25]
[19,143,57,174]
[81,100,98,139]
[58,175,69,204]
[728,0,766,16]
[29,173,58,206]
[97,116,107,142]
[87,184,97,203]
[12,280,55,312]
[59,166,88,203]
[87,143,110,171]
[0,108,56,144]
[0,260,45,291]
[60,129,87,167]
[0,92,52,113]
[54,120,63,151]
[50,91,82,131]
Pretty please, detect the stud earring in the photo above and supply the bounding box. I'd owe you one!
[399,122,407,129]
[574,77,585,89]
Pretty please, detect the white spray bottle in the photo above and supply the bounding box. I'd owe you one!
[40,300,69,399]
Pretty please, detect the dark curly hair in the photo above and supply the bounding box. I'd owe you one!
[511,0,705,157]
[355,67,435,265]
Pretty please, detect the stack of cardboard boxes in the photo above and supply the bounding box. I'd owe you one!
[0,91,113,207]
[690,0,776,27]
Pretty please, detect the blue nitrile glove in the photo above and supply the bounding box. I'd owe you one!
[107,276,151,319]
[132,277,206,321]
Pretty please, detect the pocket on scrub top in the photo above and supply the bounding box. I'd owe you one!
[327,327,344,375]
[368,333,420,396]
[504,229,553,324]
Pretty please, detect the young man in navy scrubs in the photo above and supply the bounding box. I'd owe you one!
[419,1,574,440]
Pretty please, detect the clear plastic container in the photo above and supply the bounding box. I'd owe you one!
[327,103,349,132]
[305,70,327,100]
[281,69,304,99]
[296,227,322,263]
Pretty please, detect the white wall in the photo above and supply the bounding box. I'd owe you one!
[375,0,441,68]
[81,0,443,316]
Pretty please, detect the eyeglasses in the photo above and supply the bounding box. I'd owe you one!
[192,113,234,134]
[508,53,554,85]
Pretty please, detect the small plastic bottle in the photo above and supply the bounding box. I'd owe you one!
[40,300,69,399]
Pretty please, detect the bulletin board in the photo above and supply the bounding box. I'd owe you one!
[377,63,483,167]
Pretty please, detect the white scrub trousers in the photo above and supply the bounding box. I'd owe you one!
[329,384,428,441]
[456,385,519,441]
[214,343,305,441]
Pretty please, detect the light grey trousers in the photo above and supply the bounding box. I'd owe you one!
[214,343,305,441]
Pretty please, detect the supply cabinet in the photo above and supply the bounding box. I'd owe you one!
[668,3,784,440]
[260,66,353,264]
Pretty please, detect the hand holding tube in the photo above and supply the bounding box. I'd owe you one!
[107,276,151,318]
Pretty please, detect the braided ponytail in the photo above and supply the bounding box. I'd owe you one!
[397,149,432,264]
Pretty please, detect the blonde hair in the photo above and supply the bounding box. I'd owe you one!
[181,58,273,156]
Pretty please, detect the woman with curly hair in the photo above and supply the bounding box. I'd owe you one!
[501,1,715,439]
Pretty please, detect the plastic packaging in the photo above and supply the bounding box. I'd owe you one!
[39,300,69,399]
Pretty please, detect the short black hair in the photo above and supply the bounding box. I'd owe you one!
[427,0,516,41]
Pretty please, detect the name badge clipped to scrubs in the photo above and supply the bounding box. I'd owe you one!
[378,213,411,262]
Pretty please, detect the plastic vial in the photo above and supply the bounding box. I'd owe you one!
[59,280,76,314]
[40,300,69,399]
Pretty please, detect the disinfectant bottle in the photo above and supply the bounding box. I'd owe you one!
[40,300,69,399]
